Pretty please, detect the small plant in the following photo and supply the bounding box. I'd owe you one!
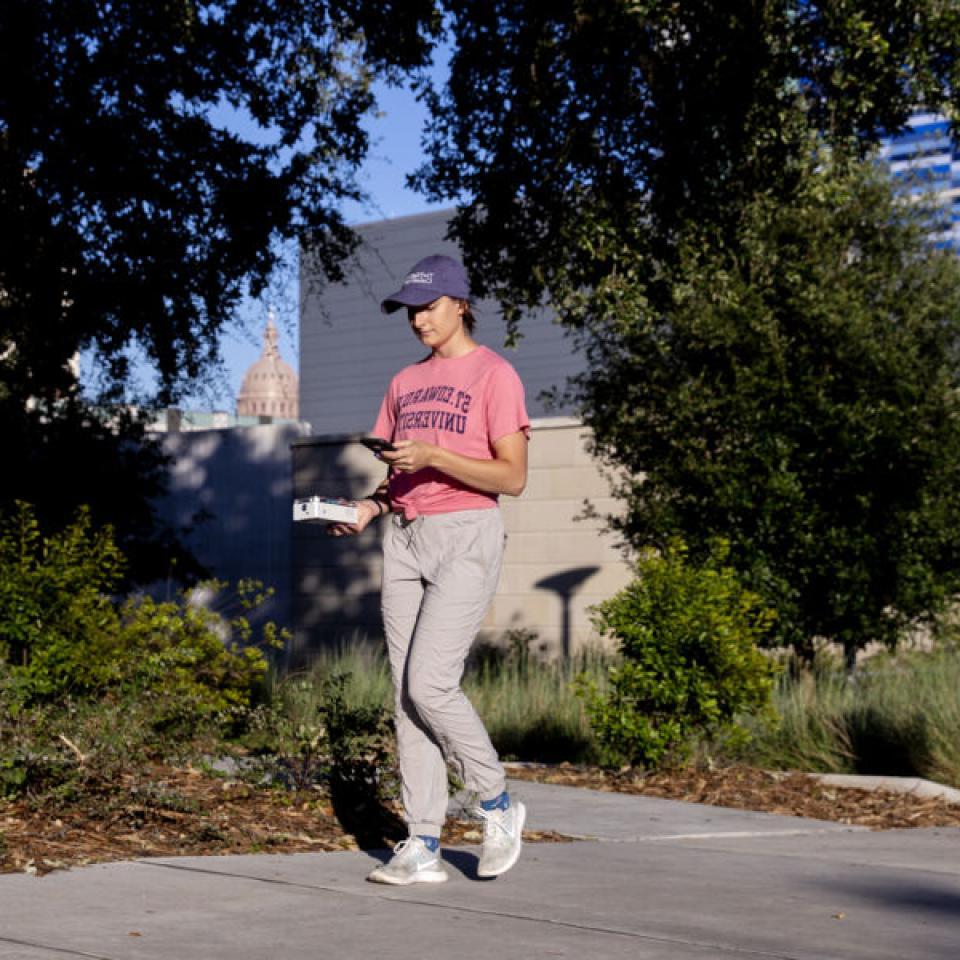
[243,670,402,846]
[0,503,289,801]
[246,672,397,797]
[578,540,779,768]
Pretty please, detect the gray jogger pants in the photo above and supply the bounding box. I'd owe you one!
[381,508,507,836]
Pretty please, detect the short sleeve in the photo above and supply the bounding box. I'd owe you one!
[485,362,530,446]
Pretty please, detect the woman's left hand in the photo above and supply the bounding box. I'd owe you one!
[380,439,434,474]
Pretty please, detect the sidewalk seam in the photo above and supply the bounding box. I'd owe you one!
[136,860,807,960]
[0,935,116,960]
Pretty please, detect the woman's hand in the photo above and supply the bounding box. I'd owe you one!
[380,439,435,474]
[327,498,382,537]
[377,432,528,496]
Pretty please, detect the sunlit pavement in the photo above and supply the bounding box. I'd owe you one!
[1,778,957,960]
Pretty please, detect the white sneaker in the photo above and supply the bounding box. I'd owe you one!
[367,837,448,886]
[476,800,526,877]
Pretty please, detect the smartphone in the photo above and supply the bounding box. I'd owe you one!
[360,436,397,454]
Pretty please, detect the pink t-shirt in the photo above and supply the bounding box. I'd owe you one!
[372,345,530,518]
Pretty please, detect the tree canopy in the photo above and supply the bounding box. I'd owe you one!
[418,2,960,657]
[1,0,440,404]
[417,1,960,331]
[578,158,960,662]
[0,0,440,579]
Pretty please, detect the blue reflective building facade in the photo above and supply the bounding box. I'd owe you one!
[879,111,960,252]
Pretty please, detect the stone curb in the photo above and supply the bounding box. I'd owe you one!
[503,761,960,806]
[808,772,960,805]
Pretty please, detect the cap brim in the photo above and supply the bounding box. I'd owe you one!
[380,286,443,314]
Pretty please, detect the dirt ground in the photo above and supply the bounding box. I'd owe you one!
[504,762,960,829]
[2,762,958,877]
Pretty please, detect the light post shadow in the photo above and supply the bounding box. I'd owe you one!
[534,566,600,658]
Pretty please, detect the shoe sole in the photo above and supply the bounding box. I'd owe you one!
[366,866,449,886]
[477,800,527,878]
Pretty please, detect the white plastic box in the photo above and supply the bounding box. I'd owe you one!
[292,496,359,525]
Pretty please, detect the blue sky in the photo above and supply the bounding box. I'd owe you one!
[79,53,450,410]
[205,67,450,412]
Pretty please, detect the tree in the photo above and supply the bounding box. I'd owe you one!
[418,2,960,331]
[580,157,960,664]
[1,1,440,576]
[416,2,960,658]
[1,0,439,404]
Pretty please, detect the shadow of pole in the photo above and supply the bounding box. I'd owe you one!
[534,566,600,658]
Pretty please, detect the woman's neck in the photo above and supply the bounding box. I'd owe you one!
[432,332,478,359]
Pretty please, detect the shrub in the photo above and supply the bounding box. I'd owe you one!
[0,503,288,800]
[0,503,281,710]
[0,501,125,695]
[246,672,397,796]
[0,676,195,803]
[578,541,779,768]
[734,646,960,788]
[114,588,281,734]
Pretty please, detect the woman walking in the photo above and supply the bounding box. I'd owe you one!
[330,254,530,884]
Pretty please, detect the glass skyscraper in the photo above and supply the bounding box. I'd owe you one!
[879,111,960,252]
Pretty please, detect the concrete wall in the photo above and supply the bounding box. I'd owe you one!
[291,417,632,664]
[156,422,311,631]
[493,418,632,657]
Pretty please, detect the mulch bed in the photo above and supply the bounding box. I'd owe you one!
[3,762,958,877]
[505,762,960,830]
[0,765,567,877]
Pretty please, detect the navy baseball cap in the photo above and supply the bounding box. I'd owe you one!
[380,254,471,314]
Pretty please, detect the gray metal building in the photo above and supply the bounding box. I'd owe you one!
[298,208,583,436]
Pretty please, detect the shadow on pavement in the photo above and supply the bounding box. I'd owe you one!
[807,872,960,917]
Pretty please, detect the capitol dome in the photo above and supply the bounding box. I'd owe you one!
[237,311,299,420]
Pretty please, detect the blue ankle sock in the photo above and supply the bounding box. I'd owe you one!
[480,791,510,812]
[417,834,440,852]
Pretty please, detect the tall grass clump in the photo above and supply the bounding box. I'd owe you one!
[301,637,394,712]
[464,632,609,763]
[734,646,960,788]
[287,632,609,765]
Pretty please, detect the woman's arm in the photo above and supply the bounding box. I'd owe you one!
[380,431,528,497]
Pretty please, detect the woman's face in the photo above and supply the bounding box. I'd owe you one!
[407,296,466,354]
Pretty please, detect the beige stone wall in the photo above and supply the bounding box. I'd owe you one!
[489,417,632,656]
[291,417,633,663]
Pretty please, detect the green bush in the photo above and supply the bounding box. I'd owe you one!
[0,503,280,710]
[0,503,287,800]
[114,587,281,733]
[0,501,125,695]
[579,541,779,768]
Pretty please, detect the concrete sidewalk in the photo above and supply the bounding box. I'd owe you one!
[1,779,957,959]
